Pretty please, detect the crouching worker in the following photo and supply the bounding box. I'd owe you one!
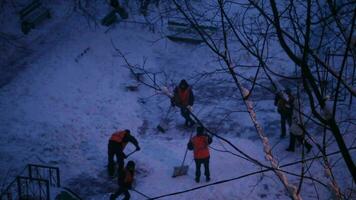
[188,126,212,183]
[110,161,135,200]
[108,129,140,177]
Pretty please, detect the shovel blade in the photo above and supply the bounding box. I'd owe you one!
[172,165,189,177]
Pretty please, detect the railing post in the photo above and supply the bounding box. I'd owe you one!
[25,178,29,199]
[37,177,42,200]
[46,180,50,200]
[49,169,53,186]
[16,177,21,200]
[28,164,32,179]
[7,192,12,200]
[56,168,60,187]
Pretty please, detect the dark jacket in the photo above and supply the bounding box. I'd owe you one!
[118,168,134,189]
[122,134,139,149]
[274,92,294,115]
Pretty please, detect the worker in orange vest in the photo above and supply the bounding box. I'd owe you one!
[110,160,136,200]
[171,79,195,127]
[274,88,294,138]
[188,126,212,183]
[108,129,140,177]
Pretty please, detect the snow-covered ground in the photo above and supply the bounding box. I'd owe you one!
[0,1,355,200]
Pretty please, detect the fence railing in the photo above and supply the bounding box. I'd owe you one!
[28,164,60,187]
[17,176,50,200]
[0,164,61,200]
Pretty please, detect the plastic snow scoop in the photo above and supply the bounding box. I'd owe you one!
[172,131,193,177]
[172,147,189,177]
[157,106,173,133]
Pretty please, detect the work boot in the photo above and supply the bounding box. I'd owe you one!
[306,144,313,153]
[206,177,211,182]
[195,177,200,183]
[110,194,116,200]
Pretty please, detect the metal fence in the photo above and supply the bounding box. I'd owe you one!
[0,164,61,200]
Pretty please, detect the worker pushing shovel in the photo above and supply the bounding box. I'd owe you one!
[157,79,196,133]
[171,79,196,128]
[188,126,212,182]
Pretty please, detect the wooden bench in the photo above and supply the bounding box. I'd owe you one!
[167,19,218,44]
[19,0,51,34]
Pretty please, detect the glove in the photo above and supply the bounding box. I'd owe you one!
[136,146,141,151]
[187,105,192,112]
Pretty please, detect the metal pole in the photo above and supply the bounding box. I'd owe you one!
[28,165,32,179]
[16,177,21,200]
[56,168,60,187]
[46,180,50,200]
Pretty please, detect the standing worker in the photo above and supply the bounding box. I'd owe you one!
[286,101,313,152]
[110,160,136,200]
[108,129,140,177]
[171,79,195,127]
[188,126,212,183]
[274,88,294,138]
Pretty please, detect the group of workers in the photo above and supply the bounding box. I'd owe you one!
[107,79,313,199]
[108,79,211,200]
[274,88,313,152]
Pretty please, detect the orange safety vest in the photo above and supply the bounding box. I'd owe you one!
[178,88,191,106]
[191,135,210,159]
[110,131,128,150]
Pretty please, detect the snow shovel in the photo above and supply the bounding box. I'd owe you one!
[172,131,193,177]
[125,150,138,158]
[157,106,173,133]
[172,146,189,177]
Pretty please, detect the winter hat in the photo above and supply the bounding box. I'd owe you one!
[179,79,188,89]
[124,129,131,135]
[127,160,135,170]
[197,126,205,135]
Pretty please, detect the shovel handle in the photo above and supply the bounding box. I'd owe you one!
[126,150,137,158]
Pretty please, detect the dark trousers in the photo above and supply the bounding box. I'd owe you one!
[180,107,194,126]
[280,113,292,137]
[195,158,210,179]
[111,187,130,200]
[108,141,125,176]
[288,134,312,151]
